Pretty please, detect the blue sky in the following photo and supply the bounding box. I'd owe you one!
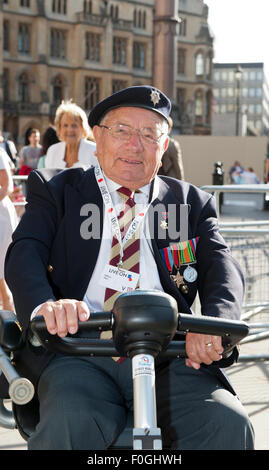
[205,0,269,75]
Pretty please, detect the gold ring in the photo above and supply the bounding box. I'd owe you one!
[205,342,213,347]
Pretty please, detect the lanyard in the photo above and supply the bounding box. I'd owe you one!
[95,164,151,265]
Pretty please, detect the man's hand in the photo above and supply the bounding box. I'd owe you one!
[37,299,90,337]
[185,332,224,370]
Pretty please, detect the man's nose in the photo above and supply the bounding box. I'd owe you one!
[128,130,144,148]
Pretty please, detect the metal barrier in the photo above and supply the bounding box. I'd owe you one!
[200,184,269,218]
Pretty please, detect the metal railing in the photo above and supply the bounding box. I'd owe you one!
[200,184,269,218]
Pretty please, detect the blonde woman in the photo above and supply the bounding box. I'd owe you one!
[44,101,97,169]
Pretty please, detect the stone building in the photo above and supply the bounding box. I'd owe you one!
[0,0,213,145]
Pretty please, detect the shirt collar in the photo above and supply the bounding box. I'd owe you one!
[104,174,158,201]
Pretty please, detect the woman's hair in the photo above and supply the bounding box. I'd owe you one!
[54,100,93,140]
[41,126,60,155]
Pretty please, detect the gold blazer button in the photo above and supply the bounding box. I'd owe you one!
[47,265,54,272]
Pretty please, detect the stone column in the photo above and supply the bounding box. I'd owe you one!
[153,0,179,101]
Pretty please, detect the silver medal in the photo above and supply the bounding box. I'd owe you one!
[183,265,197,283]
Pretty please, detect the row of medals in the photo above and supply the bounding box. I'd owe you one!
[160,219,197,294]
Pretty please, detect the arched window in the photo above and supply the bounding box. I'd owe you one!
[18,72,30,102]
[195,53,204,76]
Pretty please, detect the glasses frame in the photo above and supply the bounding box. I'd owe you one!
[98,124,167,145]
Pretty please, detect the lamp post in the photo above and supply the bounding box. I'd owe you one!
[235,65,243,136]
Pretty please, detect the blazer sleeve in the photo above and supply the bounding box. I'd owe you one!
[4,170,59,333]
[195,194,245,321]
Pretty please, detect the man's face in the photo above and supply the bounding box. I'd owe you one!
[93,107,169,190]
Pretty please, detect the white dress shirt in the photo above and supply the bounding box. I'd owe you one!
[84,175,163,312]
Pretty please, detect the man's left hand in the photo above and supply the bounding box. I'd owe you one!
[185,332,224,369]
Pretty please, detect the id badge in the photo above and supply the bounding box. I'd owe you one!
[100,264,140,293]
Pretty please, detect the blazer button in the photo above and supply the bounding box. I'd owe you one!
[47,265,54,273]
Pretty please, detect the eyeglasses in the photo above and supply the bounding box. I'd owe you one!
[98,124,167,145]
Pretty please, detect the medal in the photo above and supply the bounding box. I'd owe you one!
[170,271,184,288]
[183,265,198,283]
[160,220,168,230]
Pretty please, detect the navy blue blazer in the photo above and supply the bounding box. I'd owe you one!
[3,167,244,395]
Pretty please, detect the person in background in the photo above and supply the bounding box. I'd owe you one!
[157,116,184,180]
[0,131,18,169]
[18,128,42,175]
[240,167,260,184]
[0,148,18,310]
[37,126,60,169]
[44,100,96,169]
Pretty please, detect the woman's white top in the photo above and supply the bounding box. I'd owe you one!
[44,139,97,169]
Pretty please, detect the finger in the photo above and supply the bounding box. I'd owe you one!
[64,301,80,335]
[40,302,57,335]
[77,301,90,322]
[211,335,224,354]
[53,301,69,337]
[185,358,200,370]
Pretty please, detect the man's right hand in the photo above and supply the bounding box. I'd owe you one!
[36,299,90,337]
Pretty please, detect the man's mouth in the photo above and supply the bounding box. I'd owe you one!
[119,158,142,165]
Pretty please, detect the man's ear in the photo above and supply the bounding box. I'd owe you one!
[92,125,100,142]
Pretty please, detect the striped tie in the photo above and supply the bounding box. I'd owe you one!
[102,187,140,361]
[103,186,140,310]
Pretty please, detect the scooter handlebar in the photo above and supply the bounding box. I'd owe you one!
[30,311,249,359]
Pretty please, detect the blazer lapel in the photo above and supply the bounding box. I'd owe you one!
[64,169,104,300]
[151,176,193,314]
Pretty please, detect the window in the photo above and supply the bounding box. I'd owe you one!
[213,89,219,98]
[110,4,119,20]
[3,20,9,51]
[249,88,255,97]
[177,49,185,74]
[112,80,127,93]
[85,77,100,109]
[53,75,64,105]
[179,18,186,36]
[133,42,145,69]
[18,72,30,102]
[83,0,92,14]
[20,0,30,7]
[221,71,227,80]
[113,37,127,65]
[250,71,256,81]
[18,24,31,54]
[227,88,234,97]
[52,0,67,14]
[3,69,9,101]
[176,88,185,114]
[195,53,204,76]
[256,88,262,98]
[85,32,101,61]
[50,29,67,58]
[133,9,146,29]
[195,90,203,116]
[214,71,220,81]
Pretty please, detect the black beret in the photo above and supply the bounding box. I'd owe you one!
[88,85,171,128]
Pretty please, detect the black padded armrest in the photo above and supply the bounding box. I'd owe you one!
[0,310,23,351]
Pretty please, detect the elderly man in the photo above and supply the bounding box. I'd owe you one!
[4,86,254,450]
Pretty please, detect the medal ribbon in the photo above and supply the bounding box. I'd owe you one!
[160,237,199,272]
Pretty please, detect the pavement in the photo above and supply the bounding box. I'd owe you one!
[0,203,268,451]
